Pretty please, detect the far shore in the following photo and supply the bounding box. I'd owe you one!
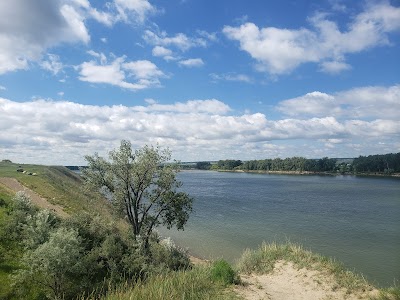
[198,168,400,178]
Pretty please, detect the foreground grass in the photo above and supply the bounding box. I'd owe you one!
[372,286,400,300]
[96,266,239,300]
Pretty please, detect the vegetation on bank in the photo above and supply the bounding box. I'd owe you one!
[193,152,400,175]
[1,148,400,299]
[0,141,194,299]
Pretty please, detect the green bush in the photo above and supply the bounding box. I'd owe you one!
[210,259,237,285]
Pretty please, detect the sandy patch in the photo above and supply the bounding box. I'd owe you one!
[0,177,69,218]
[234,261,378,300]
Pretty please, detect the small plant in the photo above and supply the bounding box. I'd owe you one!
[210,259,237,285]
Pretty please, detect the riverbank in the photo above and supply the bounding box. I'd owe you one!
[217,169,400,178]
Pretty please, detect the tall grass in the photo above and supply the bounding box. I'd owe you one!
[97,266,239,300]
[237,242,373,294]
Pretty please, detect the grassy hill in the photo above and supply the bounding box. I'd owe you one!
[0,161,114,216]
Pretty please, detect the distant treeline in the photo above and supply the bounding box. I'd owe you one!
[352,152,400,173]
[195,152,400,174]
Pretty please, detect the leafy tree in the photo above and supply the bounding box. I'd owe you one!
[82,140,193,250]
[196,161,211,170]
[14,227,83,300]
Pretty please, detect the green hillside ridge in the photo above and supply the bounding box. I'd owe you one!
[0,161,399,300]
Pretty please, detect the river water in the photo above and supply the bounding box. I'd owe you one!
[158,170,400,287]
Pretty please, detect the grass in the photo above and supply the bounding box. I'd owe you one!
[95,266,239,300]
[0,161,113,216]
[236,242,374,295]
[372,286,400,300]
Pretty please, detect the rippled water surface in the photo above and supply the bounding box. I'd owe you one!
[158,170,400,287]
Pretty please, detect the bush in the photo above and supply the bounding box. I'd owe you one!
[210,259,237,285]
[150,237,191,272]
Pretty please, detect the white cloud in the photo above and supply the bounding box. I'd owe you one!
[223,1,400,75]
[1,94,399,164]
[0,86,6,91]
[277,91,340,117]
[78,55,166,90]
[40,54,64,75]
[178,58,204,67]
[87,50,107,64]
[143,30,208,51]
[0,0,90,74]
[196,30,218,42]
[319,60,351,74]
[210,73,252,83]
[113,0,156,24]
[277,84,400,120]
[151,46,177,61]
[100,37,107,43]
[152,46,172,57]
[0,0,157,75]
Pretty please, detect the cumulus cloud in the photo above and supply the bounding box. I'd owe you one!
[0,0,90,74]
[277,84,400,120]
[78,54,166,90]
[223,1,400,75]
[1,92,399,164]
[0,0,156,74]
[178,58,204,67]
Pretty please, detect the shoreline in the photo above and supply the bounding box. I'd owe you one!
[213,169,400,178]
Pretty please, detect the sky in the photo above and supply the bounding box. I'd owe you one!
[0,0,399,165]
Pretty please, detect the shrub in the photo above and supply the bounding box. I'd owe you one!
[210,259,237,285]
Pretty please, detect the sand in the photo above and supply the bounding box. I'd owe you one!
[233,260,378,300]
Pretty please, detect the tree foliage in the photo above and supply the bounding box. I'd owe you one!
[352,152,400,173]
[8,195,191,299]
[196,161,211,170]
[82,140,193,249]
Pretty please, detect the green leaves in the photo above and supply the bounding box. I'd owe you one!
[83,141,194,250]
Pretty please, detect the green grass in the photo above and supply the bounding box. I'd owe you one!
[372,286,400,300]
[0,161,112,216]
[237,242,373,294]
[96,266,239,300]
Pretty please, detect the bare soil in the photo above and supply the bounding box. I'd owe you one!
[234,261,379,300]
[0,177,69,218]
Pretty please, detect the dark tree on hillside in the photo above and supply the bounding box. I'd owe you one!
[82,140,193,250]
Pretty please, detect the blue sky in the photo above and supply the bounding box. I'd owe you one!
[0,0,399,164]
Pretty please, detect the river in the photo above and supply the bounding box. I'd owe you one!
[157,170,400,288]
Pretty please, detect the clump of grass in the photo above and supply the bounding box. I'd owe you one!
[372,286,400,300]
[98,266,239,300]
[237,242,372,294]
[210,259,238,285]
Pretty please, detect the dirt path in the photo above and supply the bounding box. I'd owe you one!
[0,177,69,218]
[234,261,378,300]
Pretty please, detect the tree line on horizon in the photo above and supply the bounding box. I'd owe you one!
[195,152,400,174]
